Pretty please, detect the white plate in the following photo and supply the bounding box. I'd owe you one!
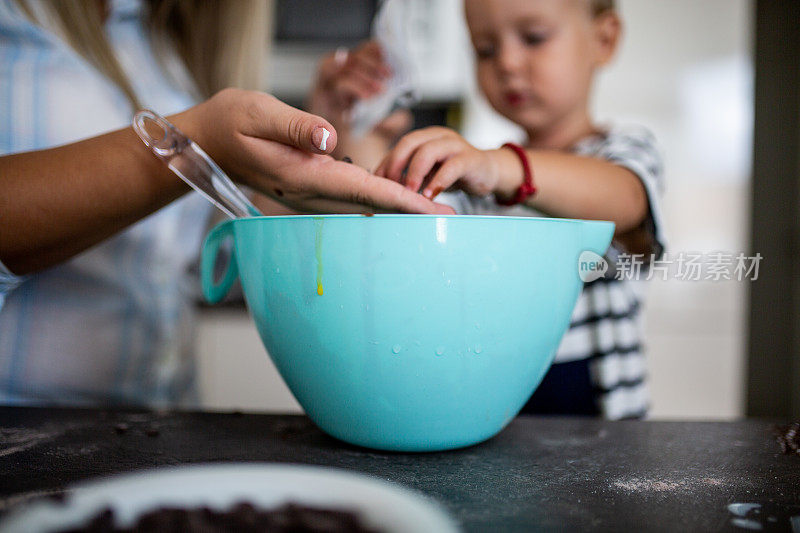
[0,463,460,533]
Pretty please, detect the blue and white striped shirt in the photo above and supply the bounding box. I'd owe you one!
[0,0,212,407]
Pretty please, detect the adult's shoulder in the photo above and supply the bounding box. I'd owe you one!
[0,0,60,46]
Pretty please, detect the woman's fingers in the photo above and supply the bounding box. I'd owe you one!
[295,196,456,216]
[241,136,453,215]
[236,91,338,154]
[308,159,453,214]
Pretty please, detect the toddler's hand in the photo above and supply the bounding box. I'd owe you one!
[374,127,501,199]
[308,41,392,125]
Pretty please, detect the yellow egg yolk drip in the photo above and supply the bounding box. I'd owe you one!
[315,218,324,295]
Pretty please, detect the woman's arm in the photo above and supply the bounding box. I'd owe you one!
[0,126,185,275]
[0,89,451,275]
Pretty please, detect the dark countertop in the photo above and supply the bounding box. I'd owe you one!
[1,407,799,532]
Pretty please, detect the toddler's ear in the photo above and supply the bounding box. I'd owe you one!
[592,11,622,66]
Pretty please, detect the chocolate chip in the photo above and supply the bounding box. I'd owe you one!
[59,508,114,533]
[144,427,160,437]
[56,502,382,532]
[274,188,284,197]
[113,423,129,435]
[46,491,67,504]
[775,422,800,456]
[341,156,353,164]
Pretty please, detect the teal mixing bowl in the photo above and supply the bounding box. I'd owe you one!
[201,215,614,451]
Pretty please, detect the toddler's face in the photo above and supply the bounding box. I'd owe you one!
[464,0,617,137]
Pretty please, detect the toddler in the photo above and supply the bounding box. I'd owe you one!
[374,0,666,419]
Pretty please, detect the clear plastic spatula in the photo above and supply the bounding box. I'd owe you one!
[133,109,262,219]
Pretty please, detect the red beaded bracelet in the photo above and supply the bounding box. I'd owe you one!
[496,142,537,206]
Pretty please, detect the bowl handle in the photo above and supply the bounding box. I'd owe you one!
[581,220,615,256]
[201,220,239,304]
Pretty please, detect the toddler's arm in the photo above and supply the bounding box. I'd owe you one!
[377,127,655,253]
[491,148,648,232]
[492,147,653,254]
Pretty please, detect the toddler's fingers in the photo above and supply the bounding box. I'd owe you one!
[349,49,392,80]
[340,67,384,93]
[373,110,413,140]
[382,128,452,182]
[358,40,389,66]
[335,77,379,103]
[423,157,466,199]
[374,157,389,178]
[317,51,343,80]
[404,137,464,193]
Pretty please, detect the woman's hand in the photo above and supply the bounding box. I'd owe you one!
[375,126,506,199]
[0,89,451,275]
[176,88,451,215]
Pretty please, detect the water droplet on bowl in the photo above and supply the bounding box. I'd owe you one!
[475,345,483,354]
[392,344,401,354]
[435,347,444,356]
[275,267,280,274]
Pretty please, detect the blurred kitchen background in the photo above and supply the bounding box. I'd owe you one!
[196,0,799,419]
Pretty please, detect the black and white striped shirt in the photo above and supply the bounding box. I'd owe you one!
[439,125,666,419]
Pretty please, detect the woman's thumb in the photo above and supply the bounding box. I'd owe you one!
[247,93,337,154]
